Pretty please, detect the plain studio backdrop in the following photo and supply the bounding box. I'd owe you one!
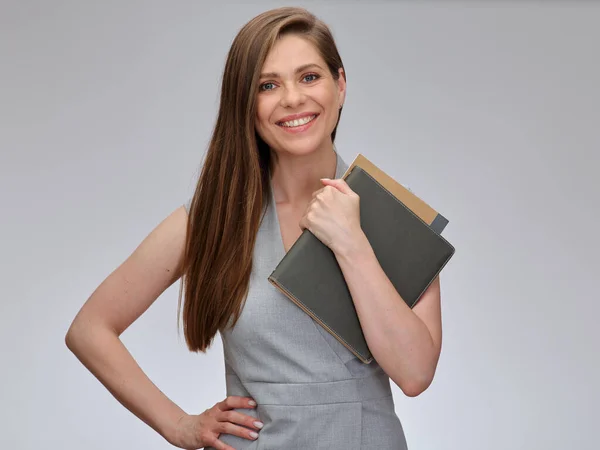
[1,1,598,449]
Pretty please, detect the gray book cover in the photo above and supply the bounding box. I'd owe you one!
[268,165,455,364]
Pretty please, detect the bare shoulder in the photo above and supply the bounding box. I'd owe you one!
[67,204,189,336]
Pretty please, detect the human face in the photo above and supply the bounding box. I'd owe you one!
[255,34,346,157]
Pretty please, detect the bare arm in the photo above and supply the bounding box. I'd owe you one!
[334,234,443,397]
[65,205,189,445]
[300,179,443,398]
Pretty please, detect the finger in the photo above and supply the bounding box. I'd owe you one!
[299,213,310,231]
[212,439,237,450]
[312,189,329,203]
[218,396,257,411]
[320,177,354,195]
[217,420,260,442]
[312,187,325,199]
[219,409,264,431]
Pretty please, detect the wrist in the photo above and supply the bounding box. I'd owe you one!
[333,230,372,263]
[162,410,189,447]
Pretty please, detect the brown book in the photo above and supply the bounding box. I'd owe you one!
[268,154,455,364]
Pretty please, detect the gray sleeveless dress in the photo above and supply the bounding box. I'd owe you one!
[185,152,408,449]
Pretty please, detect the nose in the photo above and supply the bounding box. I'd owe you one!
[279,83,306,109]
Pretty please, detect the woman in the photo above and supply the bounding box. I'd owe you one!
[65,7,443,450]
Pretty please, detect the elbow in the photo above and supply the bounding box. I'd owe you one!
[396,373,435,398]
[64,316,93,354]
[65,321,81,353]
[401,381,430,398]
[65,315,118,355]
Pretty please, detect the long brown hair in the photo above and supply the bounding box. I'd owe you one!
[178,7,346,352]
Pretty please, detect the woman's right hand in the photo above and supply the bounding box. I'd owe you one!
[172,396,263,450]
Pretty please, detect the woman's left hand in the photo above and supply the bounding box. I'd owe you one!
[299,178,364,256]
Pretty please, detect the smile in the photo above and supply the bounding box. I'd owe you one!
[277,114,318,128]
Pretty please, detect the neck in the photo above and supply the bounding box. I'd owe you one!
[270,146,338,206]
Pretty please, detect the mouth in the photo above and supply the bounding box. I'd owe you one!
[276,114,319,134]
[276,114,319,128]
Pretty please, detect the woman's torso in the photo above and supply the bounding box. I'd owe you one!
[205,152,408,449]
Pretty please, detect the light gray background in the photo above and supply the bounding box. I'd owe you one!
[1,1,598,449]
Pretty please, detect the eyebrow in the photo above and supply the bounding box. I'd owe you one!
[259,63,325,79]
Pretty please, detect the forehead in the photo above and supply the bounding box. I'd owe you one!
[262,34,325,72]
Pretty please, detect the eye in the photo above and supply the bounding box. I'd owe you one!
[259,82,276,92]
[303,73,320,83]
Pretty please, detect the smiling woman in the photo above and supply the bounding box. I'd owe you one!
[256,47,345,147]
[66,6,437,450]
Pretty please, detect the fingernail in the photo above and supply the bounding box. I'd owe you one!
[249,431,259,439]
[321,178,330,181]
[254,421,264,429]
[248,400,257,406]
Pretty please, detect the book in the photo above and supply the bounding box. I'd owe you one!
[341,154,449,234]
[268,154,456,364]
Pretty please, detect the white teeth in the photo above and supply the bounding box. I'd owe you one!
[280,115,316,127]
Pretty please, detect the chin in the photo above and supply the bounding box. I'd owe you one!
[275,133,331,155]
[278,141,324,157]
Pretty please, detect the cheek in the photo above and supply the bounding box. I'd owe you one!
[323,94,339,123]
[255,99,274,129]
[318,89,338,117]
[254,110,268,136]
